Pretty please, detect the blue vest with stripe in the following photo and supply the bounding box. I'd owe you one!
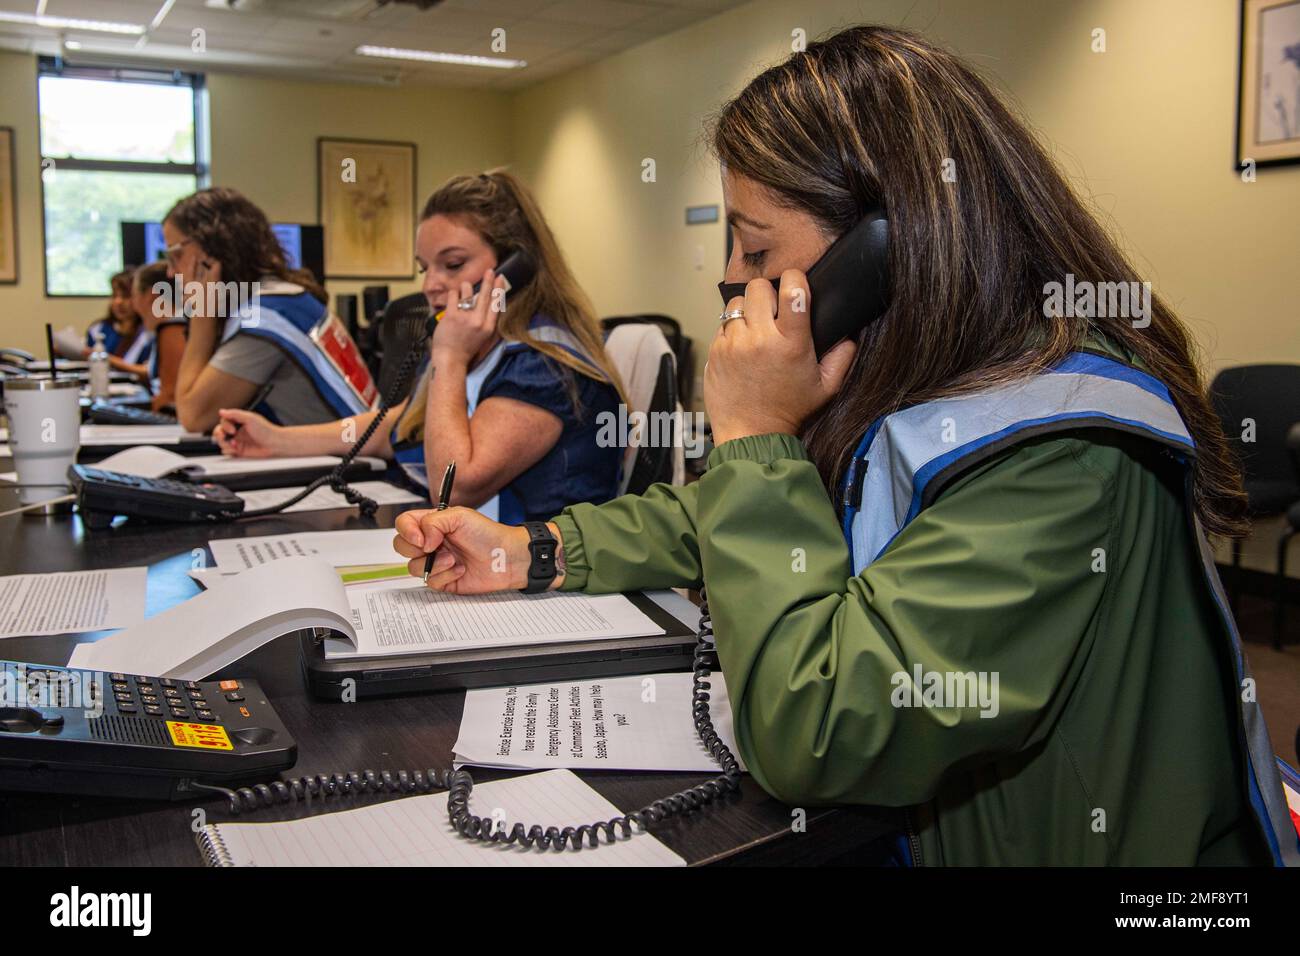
[840,350,1299,866]
[221,290,372,420]
[391,316,608,525]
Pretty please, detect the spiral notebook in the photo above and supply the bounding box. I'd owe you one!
[194,769,685,867]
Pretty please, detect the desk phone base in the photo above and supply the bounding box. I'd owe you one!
[0,661,296,800]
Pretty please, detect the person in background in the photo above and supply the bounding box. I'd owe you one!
[164,187,377,432]
[390,26,1298,866]
[83,268,154,381]
[214,170,627,524]
[132,260,185,413]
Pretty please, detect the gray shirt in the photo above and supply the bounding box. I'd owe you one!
[208,333,338,426]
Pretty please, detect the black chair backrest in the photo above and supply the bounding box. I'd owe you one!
[375,292,432,402]
[362,285,390,324]
[335,293,359,341]
[602,314,694,408]
[1209,364,1300,515]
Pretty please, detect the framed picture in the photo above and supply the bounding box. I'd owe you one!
[1237,0,1300,169]
[317,137,416,279]
[0,127,16,284]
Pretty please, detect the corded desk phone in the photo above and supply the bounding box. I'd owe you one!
[0,660,295,800]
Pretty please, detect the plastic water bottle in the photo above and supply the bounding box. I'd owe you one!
[88,329,110,399]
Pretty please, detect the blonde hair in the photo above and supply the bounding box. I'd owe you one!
[396,169,626,443]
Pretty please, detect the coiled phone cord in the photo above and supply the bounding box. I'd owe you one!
[229,340,429,521]
[199,590,743,851]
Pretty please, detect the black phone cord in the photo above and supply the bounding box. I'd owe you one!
[198,590,742,851]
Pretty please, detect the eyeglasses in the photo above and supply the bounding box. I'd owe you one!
[163,239,194,265]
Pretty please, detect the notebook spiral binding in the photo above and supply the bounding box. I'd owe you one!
[192,590,743,854]
[195,824,236,867]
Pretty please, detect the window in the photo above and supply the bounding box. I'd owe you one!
[37,58,207,296]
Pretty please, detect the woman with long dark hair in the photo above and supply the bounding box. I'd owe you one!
[165,187,376,431]
[392,26,1298,865]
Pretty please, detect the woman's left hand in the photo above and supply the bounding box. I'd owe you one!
[431,267,508,367]
[704,270,858,445]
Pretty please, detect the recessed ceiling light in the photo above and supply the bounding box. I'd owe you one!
[0,12,145,35]
[355,46,526,69]
[64,40,82,50]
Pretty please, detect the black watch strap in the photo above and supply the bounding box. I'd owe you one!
[521,521,558,593]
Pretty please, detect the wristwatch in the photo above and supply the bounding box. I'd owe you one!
[520,521,559,593]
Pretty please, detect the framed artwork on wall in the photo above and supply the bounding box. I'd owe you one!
[317,137,416,279]
[0,127,17,284]
[1237,0,1300,169]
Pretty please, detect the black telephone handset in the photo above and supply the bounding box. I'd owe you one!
[719,207,889,358]
[429,248,538,332]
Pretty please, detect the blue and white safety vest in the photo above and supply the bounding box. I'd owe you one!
[221,280,376,421]
[840,349,1300,866]
[391,316,604,525]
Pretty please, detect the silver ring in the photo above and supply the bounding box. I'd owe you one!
[718,308,745,324]
[456,299,475,311]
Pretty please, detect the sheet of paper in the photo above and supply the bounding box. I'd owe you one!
[90,445,192,478]
[207,527,401,572]
[2,425,208,449]
[68,557,350,679]
[79,424,205,446]
[182,454,380,477]
[197,769,685,867]
[326,580,665,659]
[453,671,744,773]
[236,481,422,514]
[0,568,147,638]
[187,561,411,588]
[2,443,204,481]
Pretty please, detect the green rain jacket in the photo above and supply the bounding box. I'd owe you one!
[551,383,1277,867]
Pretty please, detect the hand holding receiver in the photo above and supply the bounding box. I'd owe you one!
[705,270,857,446]
[430,267,508,368]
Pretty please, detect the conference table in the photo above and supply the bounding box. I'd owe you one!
[0,472,895,866]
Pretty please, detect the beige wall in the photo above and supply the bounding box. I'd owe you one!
[0,51,512,354]
[1,2,1296,571]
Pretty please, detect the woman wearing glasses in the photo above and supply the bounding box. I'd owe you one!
[163,187,376,432]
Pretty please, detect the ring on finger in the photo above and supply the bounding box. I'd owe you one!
[456,298,475,311]
[718,308,745,325]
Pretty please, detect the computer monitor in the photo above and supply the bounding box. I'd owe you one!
[121,221,326,285]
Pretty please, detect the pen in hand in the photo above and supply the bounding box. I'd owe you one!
[422,460,457,583]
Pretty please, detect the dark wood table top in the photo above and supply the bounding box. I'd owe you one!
[0,481,895,866]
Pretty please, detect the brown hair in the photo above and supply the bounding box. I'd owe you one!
[397,169,627,441]
[711,25,1245,536]
[133,260,169,295]
[101,269,139,330]
[163,187,326,304]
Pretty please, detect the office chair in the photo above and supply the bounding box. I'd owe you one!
[335,293,359,341]
[374,292,432,403]
[604,322,684,495]
[602,315,694,408]
[1277,423,1300,648]
[361,285,390,326]
[1208,364,1300,648]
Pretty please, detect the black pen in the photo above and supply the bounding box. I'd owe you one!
[226,382,274,439]
[422,460,456,583]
